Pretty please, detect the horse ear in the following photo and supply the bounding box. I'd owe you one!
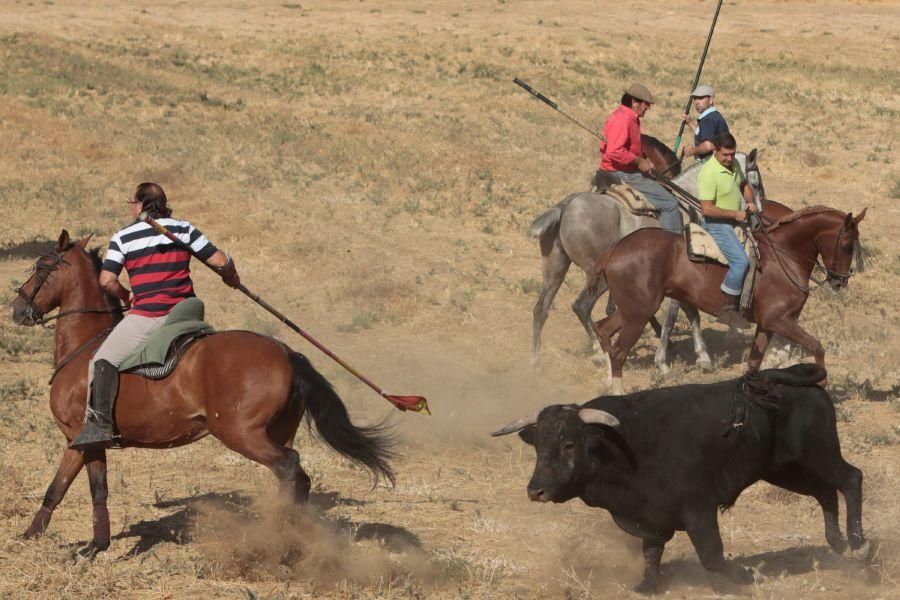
[76,233,94,249]
[56,230,70,251]
[853,207,867,224]
[748,149,758,164]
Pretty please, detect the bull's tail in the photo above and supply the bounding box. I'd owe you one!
[760,363,827,387]
[289,351,395,486]
[528,193,578,241]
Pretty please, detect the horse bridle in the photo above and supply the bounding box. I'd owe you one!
[752,217,856,293]
[15,246,126,384]
[15,248,69,326]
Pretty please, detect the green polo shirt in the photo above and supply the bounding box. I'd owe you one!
[697,155,745,211]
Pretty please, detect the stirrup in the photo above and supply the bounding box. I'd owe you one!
[68,422,116,451]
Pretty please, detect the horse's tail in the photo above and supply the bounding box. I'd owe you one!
[529,193,578,241]
[288,351,396,486]
[588,248,614,295]
[760,363,827,387]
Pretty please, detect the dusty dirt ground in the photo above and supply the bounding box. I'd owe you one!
[0,0,898,598]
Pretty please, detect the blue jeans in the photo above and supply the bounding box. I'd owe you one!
[701,219,749,295]
[613,171,685,233]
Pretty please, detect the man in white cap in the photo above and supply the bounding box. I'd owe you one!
[680,84,729,161]
[598,83,684,233]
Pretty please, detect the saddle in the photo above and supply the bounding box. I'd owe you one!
[684,225,758,311]
[603,183,659,218]
[118,298,215,379]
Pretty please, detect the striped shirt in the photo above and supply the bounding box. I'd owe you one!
[102,218,218,317]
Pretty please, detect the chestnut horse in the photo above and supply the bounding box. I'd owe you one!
[590,207,867,393]
[10,230,394,557]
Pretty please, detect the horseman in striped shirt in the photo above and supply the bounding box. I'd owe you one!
[69,182,241,450]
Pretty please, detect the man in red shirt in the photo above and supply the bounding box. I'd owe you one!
[598,83,684,233]
[69,183,241,450]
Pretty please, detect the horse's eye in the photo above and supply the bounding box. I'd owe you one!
[563,441,576,451]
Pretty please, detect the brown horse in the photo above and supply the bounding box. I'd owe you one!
[10,230,394,557]
[589,207,867,393]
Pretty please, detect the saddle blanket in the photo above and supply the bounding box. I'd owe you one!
[684,223,749,267]
[118,297,215,379]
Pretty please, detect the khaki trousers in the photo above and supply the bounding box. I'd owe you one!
[86,313,166,401]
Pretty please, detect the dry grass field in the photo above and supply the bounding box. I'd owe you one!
[1,0,899,597]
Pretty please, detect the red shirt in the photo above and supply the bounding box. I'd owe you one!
[599,105,643,172]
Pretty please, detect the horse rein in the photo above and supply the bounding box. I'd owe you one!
[15,247,126,383]
[751,215,856,293]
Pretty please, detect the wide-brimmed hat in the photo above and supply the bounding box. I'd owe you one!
[691,84,715,98]
[625,83,655,104]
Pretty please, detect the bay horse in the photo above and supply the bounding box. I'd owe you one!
[9,230,394,557]
[590,206,867,393]
[529,142,788,372]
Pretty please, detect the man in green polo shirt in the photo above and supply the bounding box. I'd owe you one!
[698,132,758,329]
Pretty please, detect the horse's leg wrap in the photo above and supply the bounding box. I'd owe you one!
[24,506,54,539]
[86,451,110,550]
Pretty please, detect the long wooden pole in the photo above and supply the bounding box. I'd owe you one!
[139,212,430,414]
[673,0,726,154]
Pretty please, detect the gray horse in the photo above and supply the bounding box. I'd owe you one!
[530,152,775,377]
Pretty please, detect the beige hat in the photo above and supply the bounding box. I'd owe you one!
[691,84,715,98]
[625,83,655,104]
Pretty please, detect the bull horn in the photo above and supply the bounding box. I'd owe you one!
[490,412,539,437]
[578,408,620,428]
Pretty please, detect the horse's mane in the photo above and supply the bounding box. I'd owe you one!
[767,205,843,231]
[641,134,680,178]
[81,244,125,324]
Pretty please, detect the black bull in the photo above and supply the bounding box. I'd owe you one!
[492,365,867,593]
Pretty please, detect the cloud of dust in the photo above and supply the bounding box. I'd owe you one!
[191,493,443,590]
[342,337,591,448]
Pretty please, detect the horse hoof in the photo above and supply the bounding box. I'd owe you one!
[76,541,109,561]
[656,363,670,375]
[698,359,714,372]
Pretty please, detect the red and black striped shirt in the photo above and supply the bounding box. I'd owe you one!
[102,218,217,317]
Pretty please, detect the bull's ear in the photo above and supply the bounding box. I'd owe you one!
[584,427,637,470]
[518,425,537,447]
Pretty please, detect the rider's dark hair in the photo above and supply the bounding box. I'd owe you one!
[620,93,639,108]
[713,132,737,150]
[134,182,172,219]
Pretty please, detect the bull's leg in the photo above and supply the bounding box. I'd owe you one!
[23,447,86,539]
[531,240,571,369]
[635,536,669,594]
[684,509,754,584]
[79,449,110,559]
[573,278,606,367]
[764,470,846,554]
[840,464,866,553]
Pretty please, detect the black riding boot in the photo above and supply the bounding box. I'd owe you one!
[69,360,119,450]
[715,292,751,330]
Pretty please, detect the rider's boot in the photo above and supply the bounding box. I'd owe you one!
[715,292,751,330]
[69,360,119,450]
